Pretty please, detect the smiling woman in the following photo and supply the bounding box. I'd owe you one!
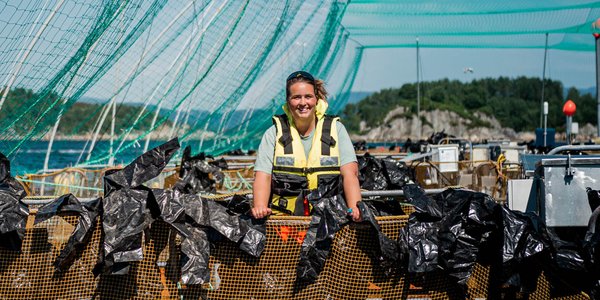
[251,71,363,222]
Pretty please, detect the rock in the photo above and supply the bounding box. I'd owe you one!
[349,109,597,143]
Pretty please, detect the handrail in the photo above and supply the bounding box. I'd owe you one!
[547,144,600,155]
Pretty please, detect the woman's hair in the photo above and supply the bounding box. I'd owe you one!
[285,71,328,101]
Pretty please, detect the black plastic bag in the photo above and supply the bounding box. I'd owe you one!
[238,214,266,257]
[545,227,592,297]
[400,185,502,286]
[585,191,600,298]
[357,153,388,191]
[353,140,367,151]
[151,188,192,238]
[297,189,349,282]
[173,146,225,194]
[152,189,266,284]
[177,191,267,256]
[180,225,211,284]
[96,138,179,275]
[227,194,252,215]
[184,196,265,284]
[357,201,400,275]
[0,152,29,251]
[358,153,412,191]
[35,193,85,223]
[500,206,550,293]
[437,189,501,285]
[381,159,412,189]
[35,194,102,271]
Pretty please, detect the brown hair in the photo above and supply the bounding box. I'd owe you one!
[286,77,328,102]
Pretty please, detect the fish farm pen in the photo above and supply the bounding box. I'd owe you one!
[2,1,600,299]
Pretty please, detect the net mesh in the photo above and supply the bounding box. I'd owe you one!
[0,0,359,173]
[0,1,599,174]
[0,212,589,299]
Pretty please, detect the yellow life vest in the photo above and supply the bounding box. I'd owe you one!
[270,100,341,215]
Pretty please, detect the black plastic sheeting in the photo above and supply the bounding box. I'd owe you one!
[401,184,502,288]
[296,186,398,283]
[585,187,600,298]
[94,137,180,275]
[89,139,265,284]
[357,153,412,191]
[296,190,349,282]
[0,152,29,251]
[399,184,600,297]
[500,206,550,293]
[173,146,226,194]
[34,194,102,271]
[357,153,413,216]
[357,201,400,275]
[161,191,266,284]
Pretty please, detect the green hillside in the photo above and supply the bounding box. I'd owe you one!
[0,87,171,136]
[341,77,596,134]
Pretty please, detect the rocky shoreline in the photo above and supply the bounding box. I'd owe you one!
[349,108,598,143]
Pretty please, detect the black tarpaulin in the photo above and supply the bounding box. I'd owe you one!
[0,152,29,251]
[173,146,226,194]
[35,194,102,271]
[96,138,179,275]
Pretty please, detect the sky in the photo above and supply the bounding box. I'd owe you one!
[351,47,596,93]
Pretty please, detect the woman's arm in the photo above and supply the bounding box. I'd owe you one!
[251,171,272,218]
[340,162,362,222]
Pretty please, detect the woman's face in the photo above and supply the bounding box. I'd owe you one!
[287,82,317,122]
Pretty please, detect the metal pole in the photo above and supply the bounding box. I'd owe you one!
[567,116,572,145]
[543,101,548,148]
[108,99,116,165]
[596,34,600,137]
[417,39,421,140]
[540,33,548,129]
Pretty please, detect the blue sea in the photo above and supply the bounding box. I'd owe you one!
[5,140,189,176]
[5,140,405,176]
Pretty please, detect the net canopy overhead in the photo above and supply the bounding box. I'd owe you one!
[0,0,598,173]
[343,0,600,50]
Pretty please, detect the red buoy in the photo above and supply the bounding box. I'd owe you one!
[563,99,576,117]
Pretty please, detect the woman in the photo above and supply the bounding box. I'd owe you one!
[251,71,362,222]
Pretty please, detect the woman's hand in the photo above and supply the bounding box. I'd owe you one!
[348,205,362,222]
[251,205,272,219]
